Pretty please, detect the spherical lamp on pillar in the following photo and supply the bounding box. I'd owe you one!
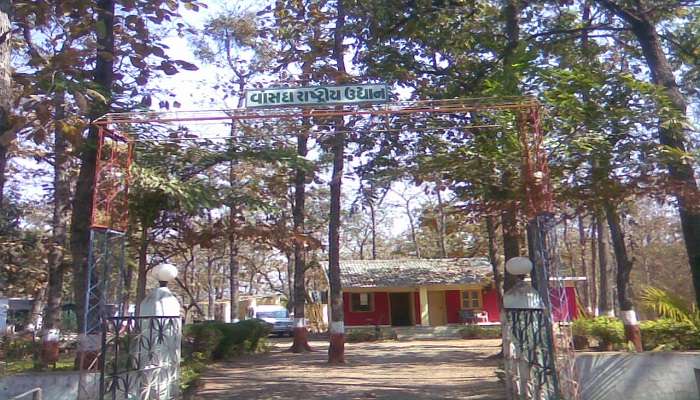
[505,256,533,276]
[153,263,178,287]
[503,257,542,310]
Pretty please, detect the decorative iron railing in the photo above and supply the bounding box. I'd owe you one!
[100,316,181,400]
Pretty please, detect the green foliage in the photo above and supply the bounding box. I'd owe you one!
[641,287,700,328]
[345,327,398,342]
[640,319,700,351]
[0,199,47,296]
[585,317,625,348]
[458,325,502,340]
[571,317,593,337]
[180,352,207,392]
[346,330,378,343]
[0,336,74,375]
[183,319,271,361]
[0,336,38,362]
[179,320,271,391]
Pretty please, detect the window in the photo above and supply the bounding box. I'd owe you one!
[461,290,481,309]
[256,310,288,319]
[350,292,374,312]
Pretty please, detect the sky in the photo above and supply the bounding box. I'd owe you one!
[4,0,448,242]
[152,1,425,238]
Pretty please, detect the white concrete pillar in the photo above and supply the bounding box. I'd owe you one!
[139,264,182,399]
[0,298,7,335]
[419,287,430,326]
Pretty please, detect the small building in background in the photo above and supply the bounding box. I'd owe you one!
[336,258,579,329]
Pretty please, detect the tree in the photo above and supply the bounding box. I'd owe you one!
[0,0,9,209]
[290,117,313,352]
[592,0,700,308]
[70,0,116,340]
[326,0,348,363]
[391,184,423,258]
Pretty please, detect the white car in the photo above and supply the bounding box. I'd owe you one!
[254,305,294,337]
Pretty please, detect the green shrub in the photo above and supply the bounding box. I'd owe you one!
[183,323,223,360]
[1,337,38,361]
[346,330,377,343]
[458,325,502,339]
[640,319,700,351]
[180,352,207,391]
[183,319,271,361]
[571,318,593,337]
[587,317,625,349]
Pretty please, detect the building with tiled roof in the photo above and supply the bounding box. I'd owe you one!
[334,258,578,328]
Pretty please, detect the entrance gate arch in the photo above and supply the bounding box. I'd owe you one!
[79,95,576,399]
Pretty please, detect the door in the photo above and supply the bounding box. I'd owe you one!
[390,292,412,326]
[428,291,447,326]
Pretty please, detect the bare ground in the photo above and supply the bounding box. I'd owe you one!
[194,338,506,400]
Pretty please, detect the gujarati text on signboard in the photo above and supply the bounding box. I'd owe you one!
[245,84,389,108]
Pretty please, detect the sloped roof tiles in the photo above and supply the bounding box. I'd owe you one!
[339,258,493,288]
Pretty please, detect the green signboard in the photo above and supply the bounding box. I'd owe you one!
[245,84,389,108]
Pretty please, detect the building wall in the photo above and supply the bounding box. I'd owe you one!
[413,292,421,325]
[343,292,390,326]
[482,288,501,322]
[445,290,461,324]
[341,286,578,326]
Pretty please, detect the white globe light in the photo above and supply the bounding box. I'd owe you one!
[154,263,178,282]
[505,257,533,276]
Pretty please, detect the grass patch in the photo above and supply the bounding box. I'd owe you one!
[1,354,74,376]
[458,325,502,339]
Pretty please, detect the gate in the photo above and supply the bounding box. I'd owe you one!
[100,316,181,400]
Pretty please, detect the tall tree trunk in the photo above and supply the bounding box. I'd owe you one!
[500,0,522,292]
[501,207,520,291]
[227,86,246,323]
[134,225,148,316]
[207,253,215,320]
[44,90,70,333]
[405,199,421,258]
[328,126,345,363]
[435,187,448,258]
[290,123,312,352]
[29,286,46,332]
[562,219,577,276]
[328,0,347,364]
[596,0,700,308]
[0,0,10,208]
[229,238,239,323]
[589,222,598,314]
[71,0,114,370]
[577,214,591,313]
[286,250,294,313]
[596,213,612,316]
[0,141,6,208]
[369,201,378,260]
[486,216,503,297]
[604,202,642,351]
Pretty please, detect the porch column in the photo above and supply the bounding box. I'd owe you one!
[419,286,430,326]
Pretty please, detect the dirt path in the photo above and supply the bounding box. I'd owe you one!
[194,338,506,400]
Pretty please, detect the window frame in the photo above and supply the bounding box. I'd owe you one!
[460,289,482,310]
[349,292,375,313]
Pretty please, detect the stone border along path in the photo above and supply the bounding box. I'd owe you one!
[193,338,506,399]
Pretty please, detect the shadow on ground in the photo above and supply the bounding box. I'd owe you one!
[195,338,506,400]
